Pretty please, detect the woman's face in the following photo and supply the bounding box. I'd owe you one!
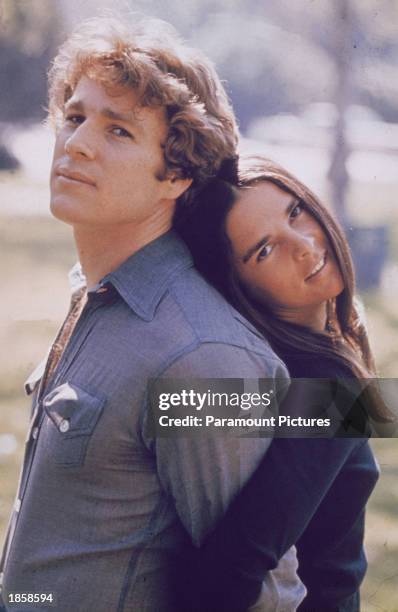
[226,181,345,330]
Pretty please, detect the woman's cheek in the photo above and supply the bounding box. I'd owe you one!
[251,278,279,307]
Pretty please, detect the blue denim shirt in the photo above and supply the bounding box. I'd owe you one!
[0,231,305,611]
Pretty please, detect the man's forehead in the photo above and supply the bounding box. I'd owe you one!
[66,78,139,116]
[64,76,167,130]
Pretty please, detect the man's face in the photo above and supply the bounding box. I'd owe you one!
[50,76,175,228]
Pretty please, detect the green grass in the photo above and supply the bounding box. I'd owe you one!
[362,439,398,611]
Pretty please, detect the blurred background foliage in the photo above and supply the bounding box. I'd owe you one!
[1,0,398,125]
[0,1,397,610]
[0,0,57,122]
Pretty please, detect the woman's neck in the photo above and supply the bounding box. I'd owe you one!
[273,302,328,332]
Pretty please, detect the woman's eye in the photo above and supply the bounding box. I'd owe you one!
[290,203,302,219]
[257,244,273,262]
[111,126,133,138]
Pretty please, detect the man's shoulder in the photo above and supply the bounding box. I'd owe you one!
[161,265,281,363]
[102,232,286,374]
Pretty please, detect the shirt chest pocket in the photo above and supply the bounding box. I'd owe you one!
[42,382,106,467]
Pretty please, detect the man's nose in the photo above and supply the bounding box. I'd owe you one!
[64,123,96,160]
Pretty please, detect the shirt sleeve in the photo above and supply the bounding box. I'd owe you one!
[142,341,289,547]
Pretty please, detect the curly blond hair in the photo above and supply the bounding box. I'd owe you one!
[48,16,238,206]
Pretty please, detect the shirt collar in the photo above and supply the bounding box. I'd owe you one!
[68,262,87,295]
[68,231,194,322]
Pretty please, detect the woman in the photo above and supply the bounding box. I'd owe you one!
[174,156,388,611]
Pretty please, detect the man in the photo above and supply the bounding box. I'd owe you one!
[0,17,304,611]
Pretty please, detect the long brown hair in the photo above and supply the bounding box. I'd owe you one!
[175,155,392,422]
[234,156,374,379]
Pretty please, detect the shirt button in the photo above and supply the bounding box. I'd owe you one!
[32,427,39,440]
[14,498,21,512]
[59,419,70,433]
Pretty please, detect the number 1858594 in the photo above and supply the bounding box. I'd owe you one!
[7,593,55,606]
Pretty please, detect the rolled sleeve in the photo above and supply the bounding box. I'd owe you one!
[143,342,287,545]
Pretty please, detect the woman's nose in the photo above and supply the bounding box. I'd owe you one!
[291,232,317,261]
[64,124,96,160]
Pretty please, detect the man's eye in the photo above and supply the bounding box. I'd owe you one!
[111,126,133,138]
[257,244,273,262]
[65,114,84,126]
[290,203,302,219]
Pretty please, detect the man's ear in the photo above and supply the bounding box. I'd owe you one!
[163,175,193,200]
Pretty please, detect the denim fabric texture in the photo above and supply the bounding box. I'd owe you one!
[0,231,305,612]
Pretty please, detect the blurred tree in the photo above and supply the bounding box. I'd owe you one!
[191,12,334,131]
[0,0,59,122]
[328,0,353,229]
[0,0,396,144]
[251,0,398,123]
[183,0,397,129]
[0,0,59,168]
[351,0,398,121]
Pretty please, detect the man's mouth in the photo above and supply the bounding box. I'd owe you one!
[306,252,327,280]
[56,167,96,187]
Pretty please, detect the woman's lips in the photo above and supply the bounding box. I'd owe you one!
[305,252,327,281]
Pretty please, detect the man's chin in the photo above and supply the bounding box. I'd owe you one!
[50,198,83,226]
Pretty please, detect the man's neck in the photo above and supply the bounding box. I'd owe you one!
[73,220,172,289]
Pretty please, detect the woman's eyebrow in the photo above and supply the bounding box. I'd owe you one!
[242,235,270,264]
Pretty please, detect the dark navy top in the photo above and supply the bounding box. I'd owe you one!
[178,356,380,612]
